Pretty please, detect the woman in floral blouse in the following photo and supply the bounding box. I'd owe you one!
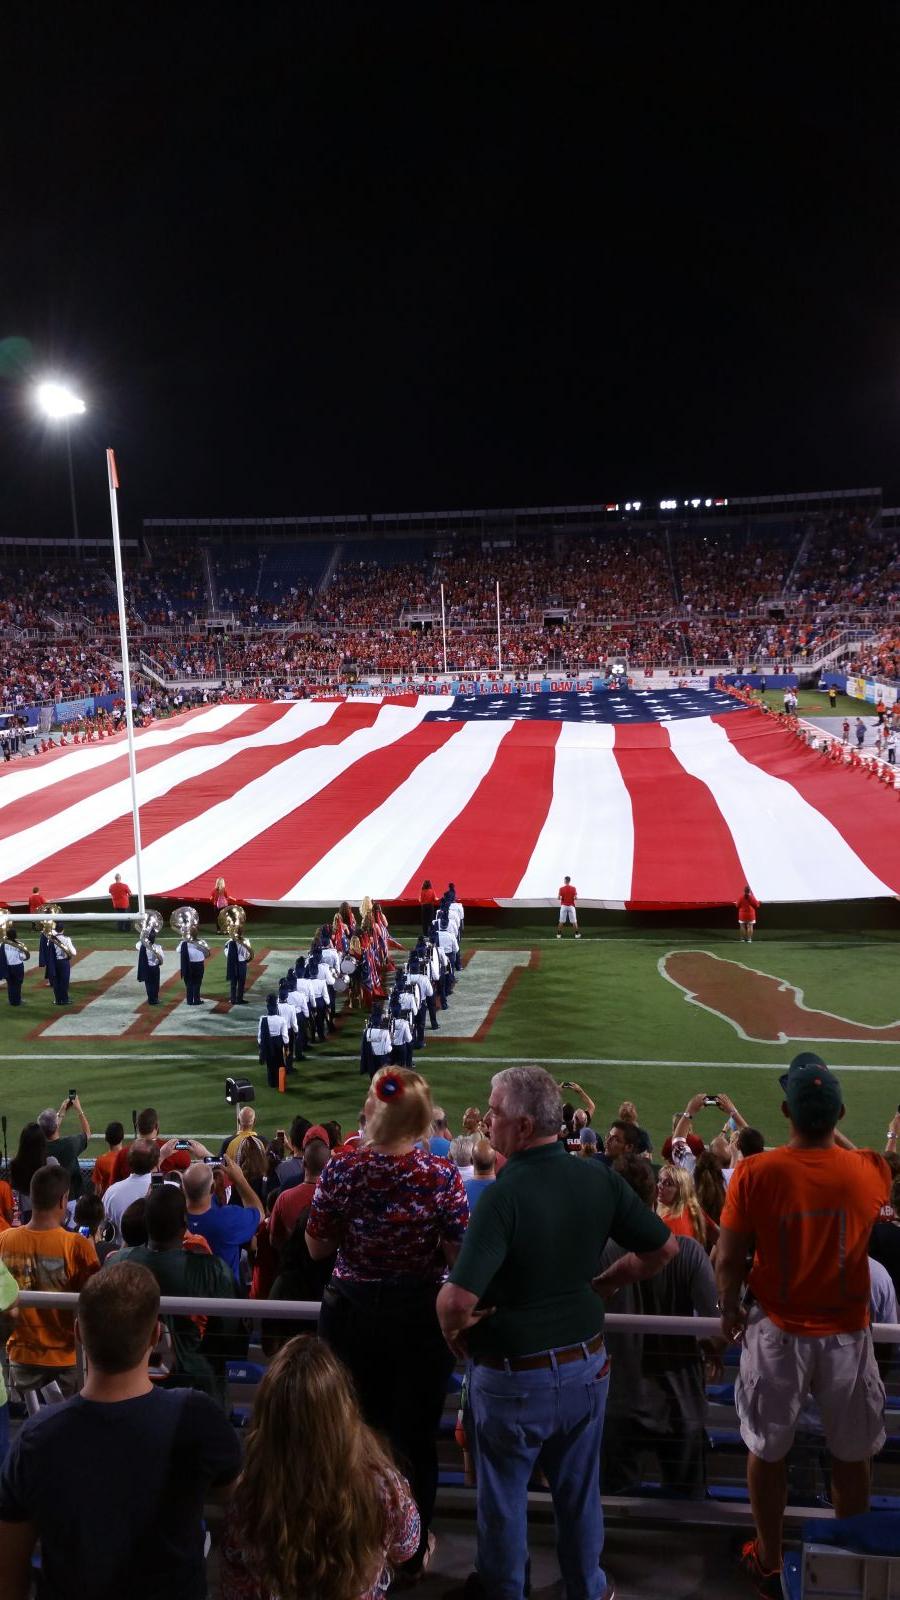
[219,1335,419,1600]
[306,1065,468,1580]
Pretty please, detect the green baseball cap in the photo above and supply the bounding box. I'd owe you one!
[779,1052,843,1133]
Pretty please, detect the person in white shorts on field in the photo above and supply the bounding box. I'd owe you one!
[557,876,581,939]
[716,1054,891,1599]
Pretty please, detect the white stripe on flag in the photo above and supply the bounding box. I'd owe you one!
[2,703,317,888]
[666,716,894,900]
[89,699,442,896]
[287,719,513,901]
[514,720,634,901]
[0,702,254,814]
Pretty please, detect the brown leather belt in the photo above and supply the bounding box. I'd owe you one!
[474,1328,605,1372]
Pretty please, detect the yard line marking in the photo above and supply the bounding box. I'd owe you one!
[2,1052,898,1074]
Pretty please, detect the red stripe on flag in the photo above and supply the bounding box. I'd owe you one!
[169,717,465,903]
[0,703,286,849]
[614,721,745,908]
[399,719,562,905]
[715,712,900,894]
[1,702,366,903]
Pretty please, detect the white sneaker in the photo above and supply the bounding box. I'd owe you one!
[575,933,582,939]
[556,933,562,939]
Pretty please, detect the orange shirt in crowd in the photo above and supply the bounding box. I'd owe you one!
[0,1181,14,1231]
[0,1226,99,1366]
[737,891,759,922]
[720,1145,891,1336]
[659,1208,702,1242]
[90,1149,123,1196]
[108,879,131,910]
[558,883,577,906]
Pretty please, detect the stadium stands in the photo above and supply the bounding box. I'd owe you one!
[2,499,897,712]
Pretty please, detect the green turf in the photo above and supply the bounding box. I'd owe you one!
[759,688,872,718]
[3,920,900,1155]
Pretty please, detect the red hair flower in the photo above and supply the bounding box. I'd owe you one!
[375,1070,405,1102]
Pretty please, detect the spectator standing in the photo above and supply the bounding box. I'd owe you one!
[8,1124,50,1225]
[436,1066,676,1600]
[600,1155,721,1497]
[717,1054,891,1597]
[557,874,581,938]
[273,1114,312,1189]
[219,1336,420,1600]
[655,1165,708,1246]
[223,1105,267,1162]
[269,1132,330,1254]
[0,1262,240,1600]
[0,1263,18,1465]
[103,1140,162,1242]
[464,1139,497,1214]
[737,883,760,943]
[89,1121,125,1196]
[429,1106,452,1157]
[108,1106,191,1184]
[38,1095,91,1199]
[183,1156,265,1284]
[306,1066,468,1579]
[119,1185,237,1404]
[108,872,132,932]
[0,1166,98,1397]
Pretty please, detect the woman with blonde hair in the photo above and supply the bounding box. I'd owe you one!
[219,1335,420,1600]
[306,1066,468,1578]
[209,876,231,912]
[655,1164,707,1247]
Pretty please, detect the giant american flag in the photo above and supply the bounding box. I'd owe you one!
[1,691,898,909]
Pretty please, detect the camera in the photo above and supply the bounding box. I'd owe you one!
[174,1139,192,1151]
[703,1096,719,1107]
[68,1088,77,1102]
[150,1172,167,1187]
[203,1156,224,1168]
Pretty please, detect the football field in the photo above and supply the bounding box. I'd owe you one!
[3,916,900,1154]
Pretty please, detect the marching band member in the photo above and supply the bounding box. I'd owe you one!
[388,990,414,1067]
[359,1004,393,1080]
[179,930,209,1006]
[407,955,438,1037]
[49,924,77,1006]
[436,908,459,973]
[257,994,289,1091]
[305,957,331,1040]
[136,928,164,1005]
[276,981,302,1068]
[225,927,252,1005]
[0,924,29,1007]
[317,927,340,976]
[332,901,356,954]
[292,962,320,1043]
[283,970,311,1053]
[312,942,338,1027]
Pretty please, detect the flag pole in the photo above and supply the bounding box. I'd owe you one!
[440,582,448,675]
[107,449,145,917]
[496,579,502,674]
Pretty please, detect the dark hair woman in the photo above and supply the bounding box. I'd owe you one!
[419,878,437,935]
[10,1123,51,1223]
[220,1335,420,1600]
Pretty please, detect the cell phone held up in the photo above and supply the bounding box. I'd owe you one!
[68,1089,77,1103]
[703,1096,719,1107]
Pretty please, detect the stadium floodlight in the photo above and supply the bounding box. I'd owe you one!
[34,380,86,551]
[35,380,86,419]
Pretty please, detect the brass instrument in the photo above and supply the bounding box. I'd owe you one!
[169,906,209,957]
[218,904,251,953]
[0,913,30,961]
[39,906,63,936]
[134,909,164,942]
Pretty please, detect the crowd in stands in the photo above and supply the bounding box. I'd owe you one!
[3,511,900,711]
[848,628,900,685]
[0,1050,895,1597]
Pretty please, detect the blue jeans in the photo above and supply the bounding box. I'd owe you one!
[0,1403,9,1467]
[468,1345,609,1600]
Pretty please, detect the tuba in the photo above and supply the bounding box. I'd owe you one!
[169,905,209,957]
[40,905,63,936]
[0,913,30,960]
[218,904,251,953]
[134,909,164,942]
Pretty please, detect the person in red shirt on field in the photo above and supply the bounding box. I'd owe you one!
[108,872,132,932]
[557,876,581,940]
[737,883,760,943]
[27,888,45,915]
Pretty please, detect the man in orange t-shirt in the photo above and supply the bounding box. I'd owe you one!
[717,1053,890,1597]
[0,1164,99,1395]
[108,872,132,931]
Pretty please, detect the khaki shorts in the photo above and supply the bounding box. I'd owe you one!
[735,1310,886,1463]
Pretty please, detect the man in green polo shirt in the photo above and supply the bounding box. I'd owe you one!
[437,1066,676,1600]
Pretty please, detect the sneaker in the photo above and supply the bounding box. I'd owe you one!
[557,932,562,939]
[575,932,582,938]
[738,1538,783,1598]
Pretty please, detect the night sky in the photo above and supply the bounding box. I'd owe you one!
[3,7,900,544]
